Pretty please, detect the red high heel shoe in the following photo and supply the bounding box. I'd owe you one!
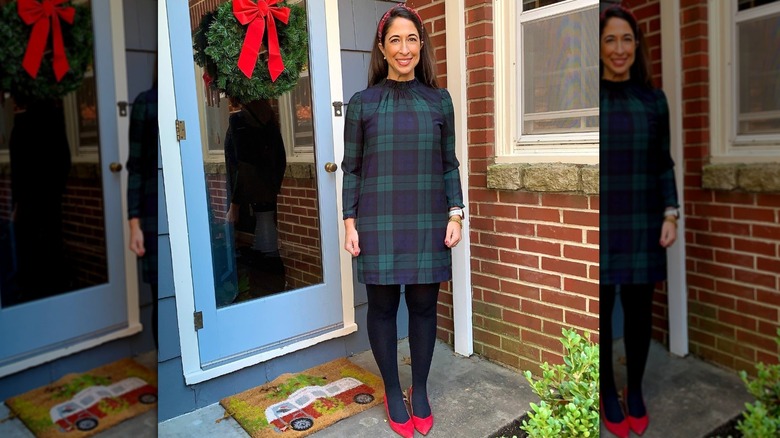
[408,386,433,435]
[623,387,649,435]
[600,396,629,438]
[384,394,414,438]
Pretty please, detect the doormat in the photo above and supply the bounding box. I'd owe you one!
[221,357,384,437]
[5,358,157,438]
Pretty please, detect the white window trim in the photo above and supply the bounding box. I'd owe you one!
[709,0,780,163]
[494,0,598,164]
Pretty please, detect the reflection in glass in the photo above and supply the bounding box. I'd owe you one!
[0,75,108,308]
[195,0,324,308]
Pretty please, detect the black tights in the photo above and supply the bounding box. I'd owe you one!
[366,283,440,423]
[600,284,654,421]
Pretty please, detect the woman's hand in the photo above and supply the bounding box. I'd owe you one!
[226,203,240,223]
[659,219,677,248]
[445,220,462,248]
[344,219,360,256]
[129,218,146,257]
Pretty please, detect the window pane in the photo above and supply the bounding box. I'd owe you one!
[738,0,779,12]
[522,0,565,12]
[737,12,780,135]
[521,6,599,135]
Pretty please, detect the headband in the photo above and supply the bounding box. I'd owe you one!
[377,3,423,41]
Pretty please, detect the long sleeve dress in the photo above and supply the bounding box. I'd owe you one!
[600,79,679,285]
[341,78,464,285]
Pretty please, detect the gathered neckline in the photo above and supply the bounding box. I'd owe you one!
[381,77,419,90]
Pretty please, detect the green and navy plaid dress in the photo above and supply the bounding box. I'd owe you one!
[342,78,464,285]
[127,86,158,285]
[600,79,679,285]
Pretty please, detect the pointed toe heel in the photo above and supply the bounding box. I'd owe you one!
[623,387,649,435]
[600,397,629,438]
[384,395,414,438]
[408,386,433,435]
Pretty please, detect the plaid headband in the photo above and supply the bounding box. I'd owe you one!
[377,3,423,41]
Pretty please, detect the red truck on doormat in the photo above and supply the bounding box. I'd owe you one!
[265,377,375,432]
[50,377,157,432]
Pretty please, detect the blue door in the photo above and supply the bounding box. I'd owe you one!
[166,0,349,366]
[0,1,130,372]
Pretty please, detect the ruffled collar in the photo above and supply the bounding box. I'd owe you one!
[380,77,420,90]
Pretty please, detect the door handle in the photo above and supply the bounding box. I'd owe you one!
[109,162,123,173]
[324,162,338,173]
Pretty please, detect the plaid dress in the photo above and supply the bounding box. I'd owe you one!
[600,79,679,285]
[342,78,464,285]
[127,86,158,285]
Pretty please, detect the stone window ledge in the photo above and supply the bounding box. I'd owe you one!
[487,163,599,194]
[203,162,315,179]
[702,163,780,192]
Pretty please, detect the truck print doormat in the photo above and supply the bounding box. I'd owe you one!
[221,357,384,437]
[4,358,157,438]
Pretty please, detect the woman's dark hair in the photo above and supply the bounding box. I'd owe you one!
[368,5,438,88]
[600,6,653,88]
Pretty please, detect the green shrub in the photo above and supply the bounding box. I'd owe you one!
[736,329,780,438]
[520,328,599,438]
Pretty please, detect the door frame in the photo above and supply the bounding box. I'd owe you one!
[661,0,689,357]
[161,0,356,385]
[0,0,139,378]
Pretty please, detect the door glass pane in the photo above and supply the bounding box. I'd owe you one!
[0,76,109,307]
[192,0,323,307]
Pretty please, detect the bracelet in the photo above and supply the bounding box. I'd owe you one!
[448,215,463,228]
[664,216,678,228]
[448,209,464,218]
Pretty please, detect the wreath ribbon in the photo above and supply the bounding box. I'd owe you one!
[233,0,290,82]
[17,0,75,81]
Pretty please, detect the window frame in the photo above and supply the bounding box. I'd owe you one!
[495,0,599,164]
[709,0,780,163]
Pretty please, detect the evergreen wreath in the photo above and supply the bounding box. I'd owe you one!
[0,1,93,103]
[193,0,308,103]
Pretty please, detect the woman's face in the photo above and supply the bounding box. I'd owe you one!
[600,17,636,81]
[379,17,422,81]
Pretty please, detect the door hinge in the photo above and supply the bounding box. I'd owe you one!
[117,101,130,117]
[194,311,203,331]
[176,119,187,141]
[332,101,347,117]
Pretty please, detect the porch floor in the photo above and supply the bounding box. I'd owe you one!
[0,350,157,438]
[601,339,752,438]
[158,339,536,437]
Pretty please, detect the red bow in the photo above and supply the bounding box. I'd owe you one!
[17,0,75,82]
[233,0,290,82]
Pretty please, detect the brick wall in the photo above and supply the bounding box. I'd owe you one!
[414,0,600,374]
[629,0,780,371]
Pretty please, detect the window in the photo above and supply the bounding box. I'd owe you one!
[709,0,780,162]
[495,0,599,163]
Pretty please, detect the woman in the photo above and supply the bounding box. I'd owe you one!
[341,3,464,437]
[600,6,679,438]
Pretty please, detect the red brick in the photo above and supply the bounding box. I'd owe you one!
[696,261,733,279]
[468,145,492,160]
[522,300,563,321]
[694,233,732,249]
[537,225,582,242]
[736,299,778,322]
[586,230,599,245]
[495,220,535,236]
[589,265,599,280]
[590,196,599,210]
[714,250,754,269]
[518,207,560,223]
[541,257,587,278]
[734,207,775,223]
[563,278,598,298]
[562,211,598,227]
[481,260,518,279]
[468,130,494,145]
[517,238,561,256]
[468,115,494,129]
[473,327,501,348]
[472,272,500,291]
[694,204,732,218]
[470,188,498,203]
[697,290,735,309]
[687,245,714,261]
[734,238,776,257]
[466,54,493,70]
[468,69,495,86]
[483,289,520,310]
[467,84,492,100]
[500,280,541,300]
[756,290,780,307]
[469,216,494,231]
[564,311,599,331]
[500,250,539,268]
[541,193,588,209]
[713,191,756,205]
[713,280,755,300]
[479,203,517,219]
[522,330,563,352]
[563,245,598,264]
[468,96,493,113]
[753,224,780,240]
[540,289,586,311]
[756,257,780,275]
[503,309,542,331]
[719,310,758,331]
[756,194,780,208]
[518,269,561,289]
[734,269,776,291]
[471,245,499,260]
[498,191,540,205]
[687,273,715,290]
